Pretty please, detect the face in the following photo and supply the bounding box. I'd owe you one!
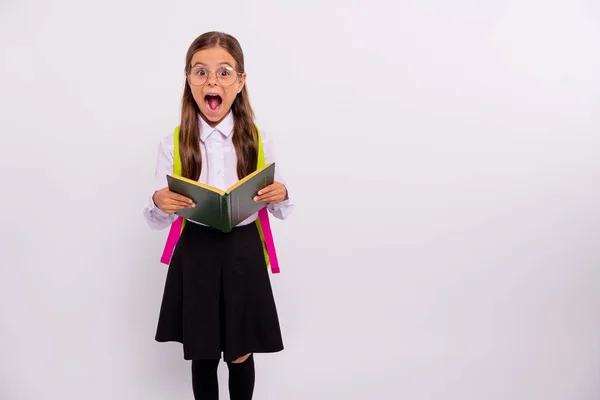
[187,47,246,127]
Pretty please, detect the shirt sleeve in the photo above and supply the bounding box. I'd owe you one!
[143,135,178,230]
[261,129,295,220]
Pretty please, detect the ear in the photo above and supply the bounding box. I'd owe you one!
[237,72,246,93]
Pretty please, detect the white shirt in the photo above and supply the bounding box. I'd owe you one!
[143,112,294,230]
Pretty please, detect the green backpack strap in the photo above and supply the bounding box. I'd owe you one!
[173,126,182,175]
[173,126,186,233]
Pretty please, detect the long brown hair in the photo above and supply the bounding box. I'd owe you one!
[179,32,258,180]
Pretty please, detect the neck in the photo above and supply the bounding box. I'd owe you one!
[200,110,230,128]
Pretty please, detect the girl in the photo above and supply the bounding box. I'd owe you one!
[143,31,294,400]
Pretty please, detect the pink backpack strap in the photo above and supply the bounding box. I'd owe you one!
[160,216,183,265]
[258,208,279,273]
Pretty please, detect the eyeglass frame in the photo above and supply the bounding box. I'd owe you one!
[186,65,244,87]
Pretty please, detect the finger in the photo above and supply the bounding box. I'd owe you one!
[254,190,281,202]
[254,193,283,203]
[258,183,285,197]
[166,199,195,209]
[166,191,194,204]
[168,197,195,205]
[257,182,285,196]
[256,186,276,196]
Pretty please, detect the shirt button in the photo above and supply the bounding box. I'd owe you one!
[217,170,223,176]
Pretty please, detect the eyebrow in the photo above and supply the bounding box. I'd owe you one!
[191,61,234,68]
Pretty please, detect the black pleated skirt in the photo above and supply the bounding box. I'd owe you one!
[155,221,284,362]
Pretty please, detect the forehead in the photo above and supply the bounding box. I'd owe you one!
[190,47,237,68]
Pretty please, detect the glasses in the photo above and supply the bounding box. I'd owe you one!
[187,66,242,87]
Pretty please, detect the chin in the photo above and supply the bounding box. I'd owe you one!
[203,112,221,121]
[200,107,227,125]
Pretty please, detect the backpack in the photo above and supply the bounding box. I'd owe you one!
[159,125,280,273]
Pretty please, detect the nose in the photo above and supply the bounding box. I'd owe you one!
[206,71,218,85]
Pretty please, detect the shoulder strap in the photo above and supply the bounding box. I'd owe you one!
[173,126,182,175]
[160,127,185,264]
[254,126,280,273]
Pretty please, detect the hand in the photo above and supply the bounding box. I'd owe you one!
[254,181,287,204]
[153,187,195,214]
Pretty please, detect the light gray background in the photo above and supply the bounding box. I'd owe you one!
[1,0,599,399]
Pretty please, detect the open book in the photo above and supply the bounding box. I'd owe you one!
[166,163,275,233]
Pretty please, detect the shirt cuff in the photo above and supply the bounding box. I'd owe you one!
[268,184,293,210]
[147,193,171,218]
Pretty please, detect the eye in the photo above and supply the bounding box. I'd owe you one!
[195,67,208,76]
[218,67,231,77]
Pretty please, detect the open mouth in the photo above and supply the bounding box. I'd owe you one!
[205,94,223,113]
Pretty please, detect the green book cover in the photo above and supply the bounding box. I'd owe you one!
[166,163,275,232]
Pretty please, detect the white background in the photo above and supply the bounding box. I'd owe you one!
[1,0,600,399]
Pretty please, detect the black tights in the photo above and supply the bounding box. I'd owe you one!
[191,354,255,400]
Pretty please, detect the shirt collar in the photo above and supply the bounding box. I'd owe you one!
[199,111,234,142]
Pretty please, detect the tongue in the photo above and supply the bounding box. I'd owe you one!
[207,96,221,111]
